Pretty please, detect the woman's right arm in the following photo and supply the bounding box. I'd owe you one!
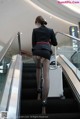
[50,29,58,46]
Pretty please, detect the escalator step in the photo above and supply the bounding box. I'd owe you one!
[20,65,80,119]
[64,88,74,98]
[48,113,80,119]
[20,100,42,114]
[20,113,80,119]
[22,73,36,79]
[46,98,79,113]
[22,80,37,89]
[23,68,36,73]
[23,63,36,67]
[63,78,69,88]
[21,88,37,100]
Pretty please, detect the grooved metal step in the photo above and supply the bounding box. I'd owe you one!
[20,63,80,119]
[21,88,37,100]
[22,80,37,89]
[22,73,36,79]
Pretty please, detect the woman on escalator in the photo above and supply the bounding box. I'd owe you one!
[32,16,58,113]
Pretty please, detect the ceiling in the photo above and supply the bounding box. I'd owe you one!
[31,0,80,25]
[0,0,79,52]
[63,3,80,14]
[0,0,79,24]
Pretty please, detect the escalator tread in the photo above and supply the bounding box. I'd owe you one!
[46,98,79,113]
[20,100,42,114]
[20,63,80,118]
[22,79,37,89]
[21,88,37,100]
[20,113,80,119]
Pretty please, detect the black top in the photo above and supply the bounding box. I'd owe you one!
[32,25,57,47]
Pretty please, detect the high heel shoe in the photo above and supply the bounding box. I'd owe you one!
[42,100,47,106]
[42,100,47,114]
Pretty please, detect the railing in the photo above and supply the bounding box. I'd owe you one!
[55,32,80,41]
[55,31,80,77]
[7,55,22,119]
[0,32,21,112]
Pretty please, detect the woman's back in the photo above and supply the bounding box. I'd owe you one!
[34,25,51,42]
[32,25,57,47]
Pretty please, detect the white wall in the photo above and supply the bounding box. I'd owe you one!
[0,0,77,53]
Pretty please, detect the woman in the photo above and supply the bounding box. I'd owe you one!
[32,16,57,113]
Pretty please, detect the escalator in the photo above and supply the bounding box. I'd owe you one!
[20,62,80,119]
[1,31,80,119]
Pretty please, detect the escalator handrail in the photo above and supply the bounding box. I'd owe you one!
[0,32,21,63]
[7,55,22,119]
[70,47,80,63]
[55,32,80,42]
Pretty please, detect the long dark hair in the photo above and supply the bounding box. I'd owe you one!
[35,16,47,25]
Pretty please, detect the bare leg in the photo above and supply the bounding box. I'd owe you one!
[42,59,50,101]
[33,56,50,103]
[36,58,41,90]
[33,56,41,100]
[42,59,50,114]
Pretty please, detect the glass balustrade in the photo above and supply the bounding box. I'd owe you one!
[0,32,21,107]
[55,32,80,79]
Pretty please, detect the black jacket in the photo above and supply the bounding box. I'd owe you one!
[32,25,57,53]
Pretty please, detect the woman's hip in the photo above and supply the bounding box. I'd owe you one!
[32,49,51,60]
